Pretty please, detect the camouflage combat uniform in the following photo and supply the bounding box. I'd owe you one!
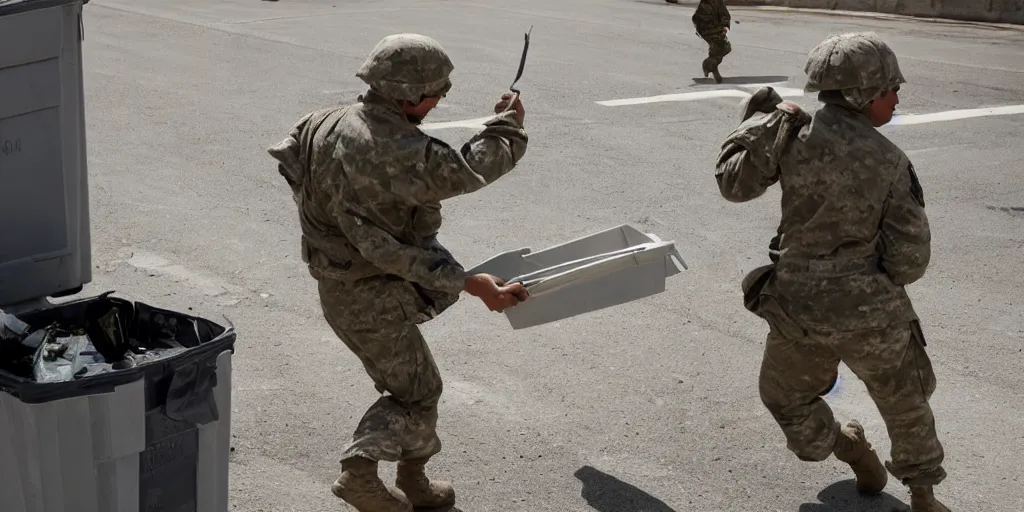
[714,33,951,511]
[268,34,528,512]
[692,0,732,83]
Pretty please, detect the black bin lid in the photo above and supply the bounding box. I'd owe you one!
[0,0,86,17]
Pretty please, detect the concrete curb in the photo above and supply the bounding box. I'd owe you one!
[739,5,1024,30]
[725,0,1024,25]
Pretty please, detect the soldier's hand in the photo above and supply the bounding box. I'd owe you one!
[740,86,784,121]
[464,273,529,313]
[494,92,526,127]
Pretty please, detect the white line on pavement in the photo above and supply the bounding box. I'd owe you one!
[595,85,806,107]
[419,115,497,131]
[889,105,1024,126]
[418,100,1024,131]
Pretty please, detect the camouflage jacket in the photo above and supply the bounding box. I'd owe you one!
[269,90,528,321]
[692,0,731,35]
[715,101,930,332]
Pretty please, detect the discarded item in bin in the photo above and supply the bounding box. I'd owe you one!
[468,224,687,329]
[0,308,30,342]
[33,330,91,383]
[0,292,229,385]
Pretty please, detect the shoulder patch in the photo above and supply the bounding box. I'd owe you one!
[776,101,812,127]
[776,101,802,115]
[907,162,925,207]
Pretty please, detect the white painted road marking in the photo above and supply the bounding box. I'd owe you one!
[418,92,1024,131]
[889,105,1024,126]
[593,83,806,105]
[420,115,497,131]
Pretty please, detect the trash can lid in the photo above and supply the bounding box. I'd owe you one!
[0,0,85,17]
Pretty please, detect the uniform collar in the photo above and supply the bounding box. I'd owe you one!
[359,89,405,115]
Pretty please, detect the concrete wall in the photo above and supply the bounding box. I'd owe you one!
[729,0,1024,24]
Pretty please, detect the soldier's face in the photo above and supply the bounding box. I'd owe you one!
[401,96,442,124]
[866,87,900,127]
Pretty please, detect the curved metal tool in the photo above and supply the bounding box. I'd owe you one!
[503,26,533,113]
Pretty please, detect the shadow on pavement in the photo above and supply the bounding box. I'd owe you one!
[574,465,677,512]
[799,480,909,512]
[633,0,694,6]
[691,75,791,85]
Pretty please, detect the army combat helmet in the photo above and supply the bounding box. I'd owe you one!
[803,32,905,109]
[356,33,454,103]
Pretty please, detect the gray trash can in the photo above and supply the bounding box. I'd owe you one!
[0,293,237,512]
[1,1,237,510]
[0,0,92,309]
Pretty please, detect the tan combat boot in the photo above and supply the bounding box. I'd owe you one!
[395,457,456,509]
[832,420,888,494]
[910,486,952,512]
[333,456,413,512]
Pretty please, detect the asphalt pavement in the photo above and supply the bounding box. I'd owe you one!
[77,0,1024,510]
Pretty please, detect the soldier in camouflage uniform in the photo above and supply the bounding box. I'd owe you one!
[268,34,530,512]
[713,33,951,511]
[690,0,732,83]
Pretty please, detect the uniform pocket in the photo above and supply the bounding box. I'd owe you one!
[741,264,775,316]
[386,278,438,325]
[908,321,937,399]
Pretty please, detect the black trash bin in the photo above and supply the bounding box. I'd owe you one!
[0,292,236,512]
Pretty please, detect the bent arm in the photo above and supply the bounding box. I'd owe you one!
[879,162,931,285]
[420,111,528,202]
[326,193,467,294]
[718,0,731,26]
[715,141,778,202]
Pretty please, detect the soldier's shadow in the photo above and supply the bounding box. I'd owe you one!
[574,465,677,512]
[632,0,689,6]
[799,480,909,512]
[691,75,791,85]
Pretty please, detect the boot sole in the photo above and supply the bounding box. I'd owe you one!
[397,490,456,509]
[409,500,456,510]
[332,482,414,511]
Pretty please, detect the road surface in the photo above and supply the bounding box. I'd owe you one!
[76,0,1024,510]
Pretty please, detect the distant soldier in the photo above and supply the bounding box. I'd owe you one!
[714,32,951,512]
[269,33,530,512]
[689,0,733,83]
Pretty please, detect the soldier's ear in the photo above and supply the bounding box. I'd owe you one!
[400,98,425,109]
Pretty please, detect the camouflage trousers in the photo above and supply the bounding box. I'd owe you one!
[702,30,731,67]
[758,319,947,487]
[318,276,444,463]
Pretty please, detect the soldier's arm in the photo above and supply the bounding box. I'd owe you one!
[418,111,529,202]
[714,112,784,203]
[268,111,317,193]
[718,0,731,26]
[329,200,468,293]
[879,161,931,285]
[270,109,467,294]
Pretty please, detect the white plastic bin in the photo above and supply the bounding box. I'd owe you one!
[468,224,688,329]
